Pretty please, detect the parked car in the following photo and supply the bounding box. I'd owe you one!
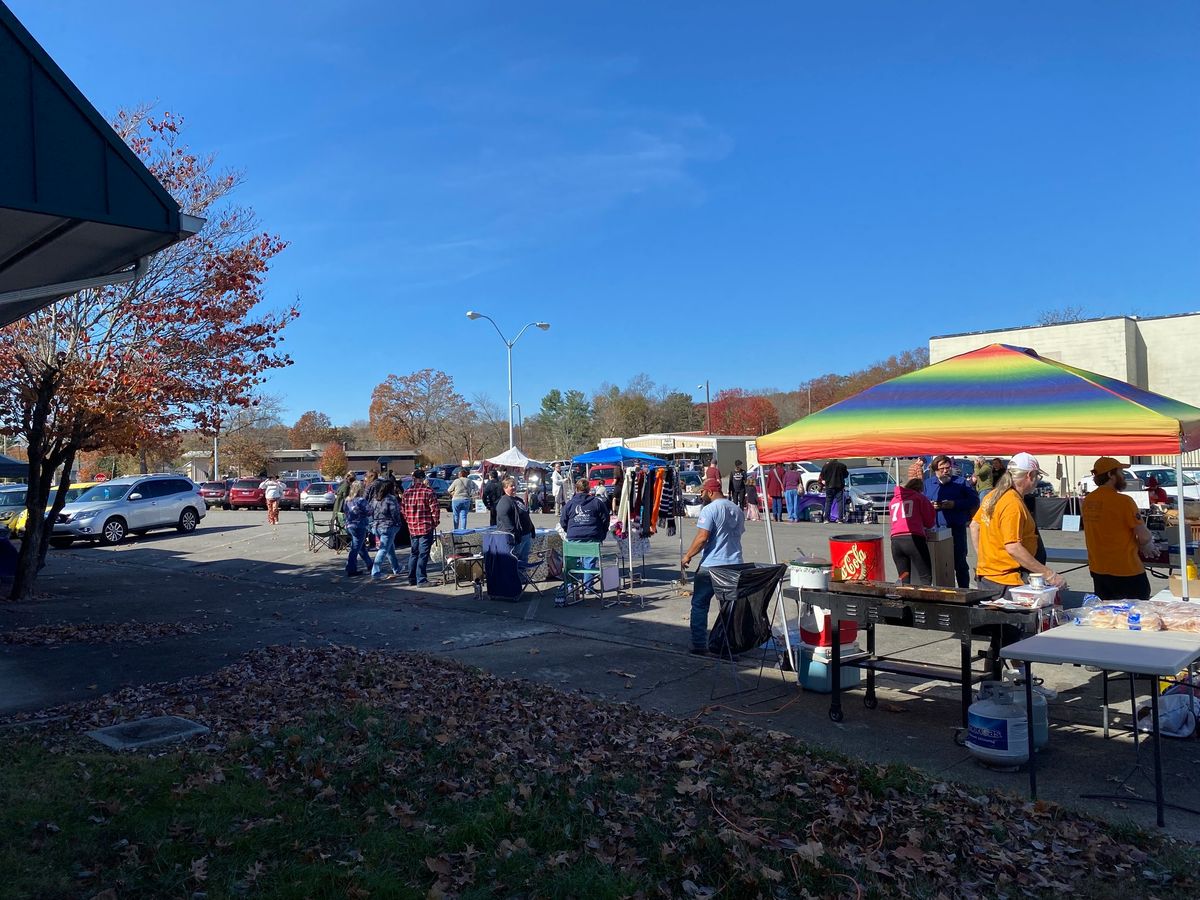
[399,475,453,510]
[52,475,205,546]
[0,484,29,532]
[228,478,266,510]
[198,481,231,509]
[9,481,98,536]
[588,465,619,492]
[844,467,897,517]
[300,481,337,510]
[677,470,703,504]
[1077,470,1146,496]
[280,478,310,510]
[1127,465,1200,503]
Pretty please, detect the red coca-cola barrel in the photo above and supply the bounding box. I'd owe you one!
[829,533,884,582]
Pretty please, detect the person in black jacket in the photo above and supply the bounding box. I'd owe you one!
[494,477,535,562]
[560,478,610,542]
[481,470,504,526]
[727,460,747,508]
[819,458,849,522]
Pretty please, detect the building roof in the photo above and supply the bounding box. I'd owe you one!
[0,2,199,324]
[930,311,1200,343]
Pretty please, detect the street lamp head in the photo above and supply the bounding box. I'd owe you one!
[465,310,481,320]
[535,322,550,331]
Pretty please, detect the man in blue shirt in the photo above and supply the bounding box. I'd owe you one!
[922,455,980,588]
[682,479,746,654]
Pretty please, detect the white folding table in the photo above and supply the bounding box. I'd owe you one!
[1001,628,1200,826]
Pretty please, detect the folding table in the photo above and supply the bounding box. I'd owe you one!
[1001,628,1200,826]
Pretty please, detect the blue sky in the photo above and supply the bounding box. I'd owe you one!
[12,1,1200,425]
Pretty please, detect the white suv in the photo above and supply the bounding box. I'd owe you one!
[52,475,206,547]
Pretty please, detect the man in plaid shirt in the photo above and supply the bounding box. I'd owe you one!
[400,469,441,586]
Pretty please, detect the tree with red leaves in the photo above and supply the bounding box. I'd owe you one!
[708,389,781,436]
[289,410,334,449]
[0,108,297,601]
[319,443,349,481]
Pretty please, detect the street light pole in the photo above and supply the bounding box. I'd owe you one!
[467,312,551,449]
[697,380,712,434]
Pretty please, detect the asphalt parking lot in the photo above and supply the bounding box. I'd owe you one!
[3,504,1199,837]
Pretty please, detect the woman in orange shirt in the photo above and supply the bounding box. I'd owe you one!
[970,452,1066,596]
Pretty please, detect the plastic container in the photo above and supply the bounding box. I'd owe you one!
[795,644,863,694]
[829,534,884,582]
[966,681,1030,766]
[799,606,859,646]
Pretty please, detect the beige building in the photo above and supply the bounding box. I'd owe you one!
[930,312,1200,476]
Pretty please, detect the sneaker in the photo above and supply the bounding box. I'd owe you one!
[415,580,430,587]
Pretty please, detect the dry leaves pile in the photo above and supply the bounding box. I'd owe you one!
[4,645,1191,898]
[0,621,215,646]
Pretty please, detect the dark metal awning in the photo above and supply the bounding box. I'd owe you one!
[0,2,199,326]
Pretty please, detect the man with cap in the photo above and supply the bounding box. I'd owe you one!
[399,468,441,586]
[1082,457,1154,601]
[923,455,981,588]
[682,478,746,654]
[971,452,1066,595]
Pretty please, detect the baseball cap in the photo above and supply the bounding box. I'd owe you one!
[1091,456,1127,477]
[1008,452,1041,475]
[703,478,722,493]
[411,468,426,479]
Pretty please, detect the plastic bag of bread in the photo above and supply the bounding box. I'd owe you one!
[1152,600,1200,633]
[1071,602,1164,630]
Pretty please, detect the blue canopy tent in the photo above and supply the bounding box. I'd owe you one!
[571,447,665,466]
[0,454,27,479]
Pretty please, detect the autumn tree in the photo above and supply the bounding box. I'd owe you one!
[369,369,470,459]
[706,389,780,435]
[0,109,296,600]
[289,410,334,448]
[319,442,349,480]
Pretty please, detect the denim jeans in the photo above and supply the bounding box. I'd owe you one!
[770,496,783,521]
[784,489,799,521]
[408,533,432,584]
[371,525,400,577]
[513,533,533,565]
[345,523,372,575]
[451,499,471,531]
[689,568,717,650]
[950,524,970,588]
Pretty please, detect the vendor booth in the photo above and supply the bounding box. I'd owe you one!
[755,343,1200,823]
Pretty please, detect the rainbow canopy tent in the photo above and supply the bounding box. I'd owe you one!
[757,343,1200,462]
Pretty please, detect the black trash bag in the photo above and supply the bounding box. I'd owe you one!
[707,563,787,656]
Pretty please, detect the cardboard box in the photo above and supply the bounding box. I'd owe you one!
[1168,575,1200,599]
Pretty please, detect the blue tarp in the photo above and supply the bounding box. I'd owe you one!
[572,447,665,466]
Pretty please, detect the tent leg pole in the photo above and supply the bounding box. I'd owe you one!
[1178,437,1190,601]
[759,464,796,685]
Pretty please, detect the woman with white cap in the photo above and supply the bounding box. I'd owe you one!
[970,452,1066,596]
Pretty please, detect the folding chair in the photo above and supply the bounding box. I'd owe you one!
[305,510,338,553]
[561,541,606,606]
[440,533,484,589]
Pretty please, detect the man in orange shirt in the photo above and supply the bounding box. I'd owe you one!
[1082,457,1154,601]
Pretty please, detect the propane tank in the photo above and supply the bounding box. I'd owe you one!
[1002,671,1050,749]
[966,681,1030,766]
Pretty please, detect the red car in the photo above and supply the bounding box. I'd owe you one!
[228,478,266,510]
[198,481,231,510]
[588,465,619,492]
[280,478,310,510]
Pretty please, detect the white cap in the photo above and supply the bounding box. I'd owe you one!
[1008,452,1041,474]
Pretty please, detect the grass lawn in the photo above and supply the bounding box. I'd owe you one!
[0,646,1195,898]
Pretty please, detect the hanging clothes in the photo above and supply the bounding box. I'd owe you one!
[617,466,633,526]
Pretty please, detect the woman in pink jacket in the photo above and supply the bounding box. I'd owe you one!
[889,477,937,585]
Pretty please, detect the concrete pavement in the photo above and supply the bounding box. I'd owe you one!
[3,505,1199,838]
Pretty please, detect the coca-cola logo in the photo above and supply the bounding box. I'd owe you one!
[840,543,869,580]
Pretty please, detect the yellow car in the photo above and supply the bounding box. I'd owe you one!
[8,481,98,537]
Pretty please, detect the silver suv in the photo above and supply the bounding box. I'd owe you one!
[52,475,206,547]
